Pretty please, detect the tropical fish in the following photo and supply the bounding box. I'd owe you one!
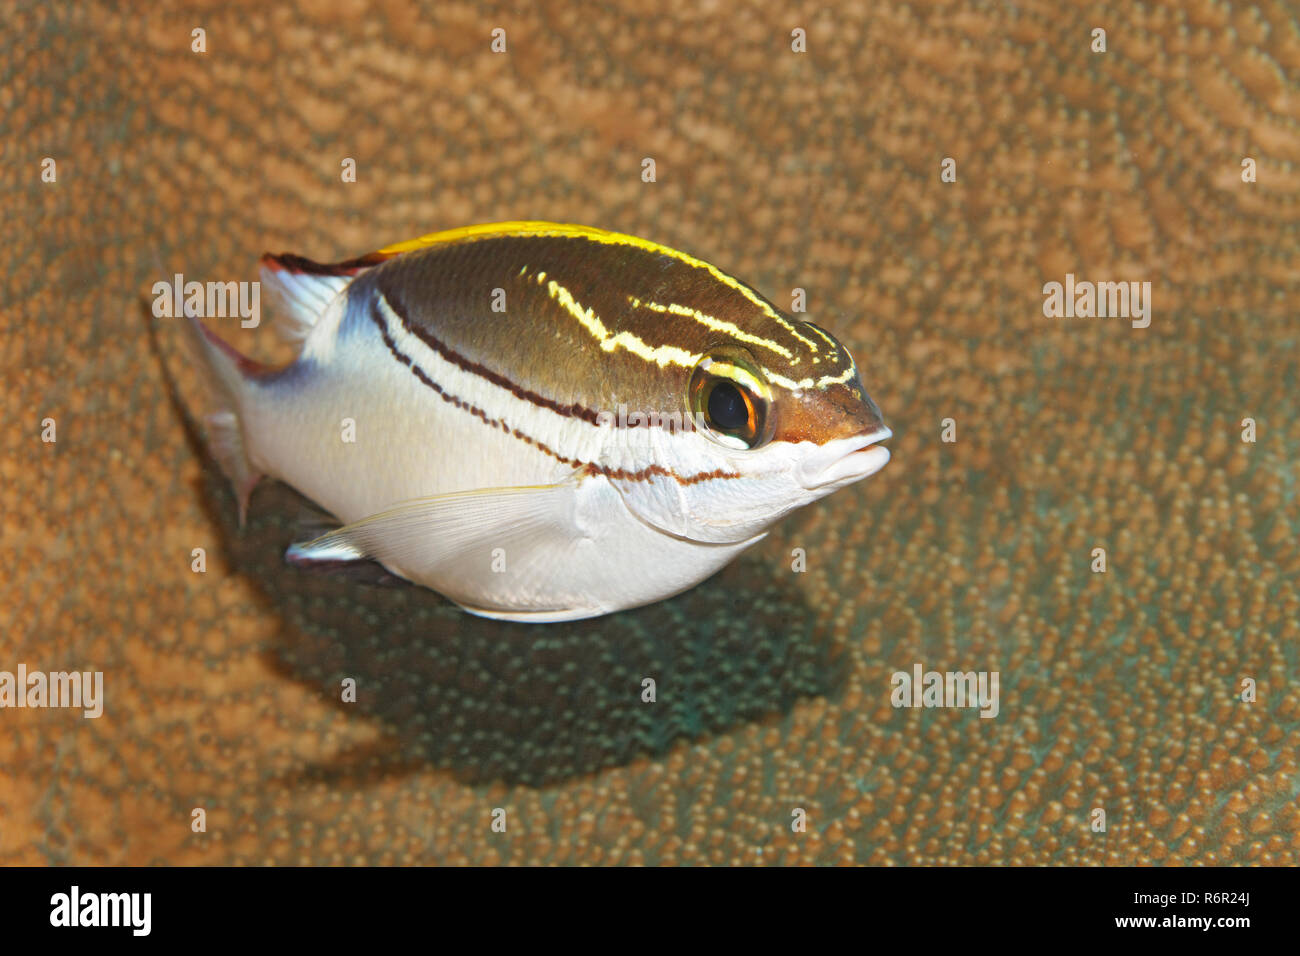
[185,222,890,622]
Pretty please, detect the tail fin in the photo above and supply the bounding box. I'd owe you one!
[181,316,269,526]
[183,247,373,524]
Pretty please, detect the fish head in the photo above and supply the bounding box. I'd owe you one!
[608,319,891,545]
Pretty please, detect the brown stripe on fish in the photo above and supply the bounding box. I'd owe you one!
[377,287,704,432]
[369,298,740,486]
[378,287,606,427]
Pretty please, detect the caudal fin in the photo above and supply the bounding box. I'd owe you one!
[181,315,269,526]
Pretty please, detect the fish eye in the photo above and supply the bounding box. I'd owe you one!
[689,350,772,449]
[707,381,751,433]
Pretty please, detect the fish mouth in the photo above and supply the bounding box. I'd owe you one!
[800,427,893,490]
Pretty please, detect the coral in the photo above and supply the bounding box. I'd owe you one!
[1,0,1297,864]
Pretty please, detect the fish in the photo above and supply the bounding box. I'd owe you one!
[183,221,891,622]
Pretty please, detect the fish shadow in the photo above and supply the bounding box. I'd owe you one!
[225,477,841,788]
[147,296,841,788]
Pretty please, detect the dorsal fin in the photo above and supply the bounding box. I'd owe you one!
[258,250,389,344]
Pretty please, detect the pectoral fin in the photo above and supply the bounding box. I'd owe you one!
[284,478,587,605]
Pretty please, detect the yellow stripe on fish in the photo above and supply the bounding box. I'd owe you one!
[377,220,823,354]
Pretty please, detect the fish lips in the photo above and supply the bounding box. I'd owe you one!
[798,427,893,491]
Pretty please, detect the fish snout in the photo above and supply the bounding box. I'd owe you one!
[857,390,887,436]
[799,427,893,490]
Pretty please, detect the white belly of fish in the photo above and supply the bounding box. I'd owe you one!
[389,475,762,622]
